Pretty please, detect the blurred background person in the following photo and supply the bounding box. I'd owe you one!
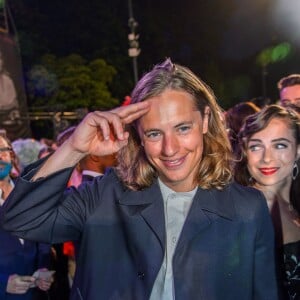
[0,49,18,112]
[11,139,44,172]
[249,96,272,109]
[0,132,54,300]
[80,152,116,182]
[277,74,300,108]
[234,105,300,299]
[225,101,260,155]
[277,75,300,227]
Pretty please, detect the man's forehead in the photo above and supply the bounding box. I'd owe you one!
[280,84,300,98]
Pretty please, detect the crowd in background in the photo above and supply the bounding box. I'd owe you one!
[0,70,299,299]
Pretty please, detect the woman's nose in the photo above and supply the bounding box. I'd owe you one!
[262,147,274,163]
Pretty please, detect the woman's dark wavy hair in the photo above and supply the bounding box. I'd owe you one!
[116,58,233,190]
[234,104,300,187]
[225,101,260,155]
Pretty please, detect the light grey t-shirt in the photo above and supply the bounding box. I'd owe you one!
[149,179,197,300]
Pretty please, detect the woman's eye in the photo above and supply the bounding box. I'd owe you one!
[274,143,287,149]
[248,144,261,152]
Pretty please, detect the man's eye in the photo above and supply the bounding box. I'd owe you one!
[177,125,191,133]
[282,100,291,107]
[145,131,161,140]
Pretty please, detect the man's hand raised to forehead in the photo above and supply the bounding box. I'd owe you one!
[67,101,150,157]
[32,101,150,180]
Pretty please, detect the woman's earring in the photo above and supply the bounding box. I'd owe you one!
[292,162,299,180]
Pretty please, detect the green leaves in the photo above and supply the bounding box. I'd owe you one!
[27,53,119,110]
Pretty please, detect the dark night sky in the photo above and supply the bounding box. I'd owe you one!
[8,0,300,109]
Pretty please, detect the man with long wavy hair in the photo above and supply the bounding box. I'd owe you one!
[1,59,278,299]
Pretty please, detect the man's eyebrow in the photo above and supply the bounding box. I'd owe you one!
[282,97,300,101]
[174,121,193,128]
[143,128,160,134]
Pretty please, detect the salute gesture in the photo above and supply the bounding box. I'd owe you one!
[68,101,150,156]
[33,101,150,179]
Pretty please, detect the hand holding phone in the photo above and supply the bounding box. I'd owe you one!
[33,269,55,280]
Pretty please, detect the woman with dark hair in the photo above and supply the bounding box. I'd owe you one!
[235,104,300,299]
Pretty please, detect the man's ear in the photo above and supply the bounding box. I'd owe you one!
[297,145,300,160]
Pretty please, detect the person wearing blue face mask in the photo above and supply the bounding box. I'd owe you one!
[0,133,54,300]
[0,134,19,212]
[0,158,13,180]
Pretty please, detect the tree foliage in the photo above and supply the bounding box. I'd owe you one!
[10,0,300,109]
[26,53,119,110]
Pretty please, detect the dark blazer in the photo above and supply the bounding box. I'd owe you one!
[0,163,278,300]
[0,227,51,300]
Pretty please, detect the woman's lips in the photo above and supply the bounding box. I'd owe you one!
[259,167,279,175]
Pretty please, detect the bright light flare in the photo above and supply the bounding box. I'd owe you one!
[271,0,300,46]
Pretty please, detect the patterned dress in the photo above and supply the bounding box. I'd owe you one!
[283,240,300,299]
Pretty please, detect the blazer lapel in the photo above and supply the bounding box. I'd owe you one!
[118,182,236,253]
[176,186,235,251]
[118,180,166,251]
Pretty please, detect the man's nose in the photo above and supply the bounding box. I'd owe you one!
[161,134,179,156]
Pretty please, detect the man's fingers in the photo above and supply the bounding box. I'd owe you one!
[82,102,149,141]
[92,111,125,141]
[112,101,150,124]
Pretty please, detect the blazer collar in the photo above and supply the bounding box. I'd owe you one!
[119,180,235,220]
[175,185,236,252]
[119,180,166,250]
[118,180,236,250]
[194,185,236,220]
[118,180,160,206]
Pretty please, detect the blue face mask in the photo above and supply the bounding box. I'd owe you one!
[0,161,12,179]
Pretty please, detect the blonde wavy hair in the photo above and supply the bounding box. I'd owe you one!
[116,58,233,190]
